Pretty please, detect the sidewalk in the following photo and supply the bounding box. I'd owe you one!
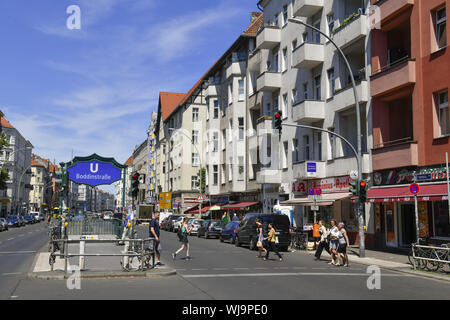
[28,237,176,280]
[298,245,450,283]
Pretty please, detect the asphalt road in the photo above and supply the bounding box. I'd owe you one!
[0,221,49,300]
[6,225,450,300]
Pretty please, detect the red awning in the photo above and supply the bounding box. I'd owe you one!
[360,183,450,203]
[221,202,260,210]
[189,206,211,214]
[184,204,199,213]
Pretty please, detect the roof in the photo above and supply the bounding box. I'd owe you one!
[0,117,14,129]
[124,155,134,166]
[242,12,263,36]
[159,92,186,122]
[31,160,44,167]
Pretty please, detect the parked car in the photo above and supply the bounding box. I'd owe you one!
[189,219,204,236]
[235,213,291,251]
[160,217,170,230]
[17,216,26,227]
[197,220,223,239]
[166,215,182,232]
[220,221,240,244]
[24,215,35,224]
[172,216,185,233]
[7,216,20,228]
[0,218,8,231]
[30,212,41,222]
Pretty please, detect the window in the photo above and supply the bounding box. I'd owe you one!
[192,108,199,122]
[192,153,199,166]
[436,7,447,50]
[229,119,233,142]
[222,129,226,150]
[314,75,321,100]
[292,39,297,53]
[327,13,335,36]
[293,138,299,163]
[282,93,288,118]
[272,48,279,72]
[292,89,298,105]
[282,141,288,169]
[192,130,198,145]
[303,82,309,100]
[191,176,199,190]
[328,68,335,98]
[5,151,10,161]
[282,47,287,72]
[228,83,233,105]
[272,14,279,26]
[302,32,308,43]
[213,132,219,152]
[438,90,449,135]
[229,157,233,181]
[303,135,310,161]
[213,100,219,118]
[238,79,245,101]
[329,127,336,159]
[238,117,245,140]
[213,165,218,186]
[221,164,226,184]
[238,156,244,180]
[316,132,322,161]
[313,21,321,44]
[282,5,288,26]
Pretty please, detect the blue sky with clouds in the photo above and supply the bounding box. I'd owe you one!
[0,0,259,192]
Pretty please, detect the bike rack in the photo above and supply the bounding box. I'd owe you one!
[49,238,156,273]
[412,243,450,271]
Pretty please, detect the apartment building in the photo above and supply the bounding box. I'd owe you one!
[0,117,33,216]
[147,112,158,205]
[256,0,373,241]
[29,154,52,213]
[115,155,133,211]
[370,0,450,248]
[133,140,148,205]
[204,12,263,212]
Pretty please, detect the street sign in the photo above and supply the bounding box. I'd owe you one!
[306,162,317,177]
[159,192,172,209]
[311,205,319,211]
[409,183,420,195]
[315,188,322,196]
[197,193,206,203]
[308,189,315,196]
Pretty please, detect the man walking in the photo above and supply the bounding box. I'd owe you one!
[150,211,163,266]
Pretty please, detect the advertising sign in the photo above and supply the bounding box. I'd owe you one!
[67,154,125,187]
[159,192,172,210]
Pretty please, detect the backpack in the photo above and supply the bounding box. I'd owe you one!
[177,226,184,240]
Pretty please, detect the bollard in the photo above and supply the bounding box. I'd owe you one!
[79,240,85,270]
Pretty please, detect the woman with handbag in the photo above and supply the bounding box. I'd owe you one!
[256,219,267,258]
[263,223,283,262]
[172,217,192,260]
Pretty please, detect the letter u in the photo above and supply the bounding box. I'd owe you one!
[90,163,99,173]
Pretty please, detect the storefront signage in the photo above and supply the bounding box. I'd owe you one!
[292,181,307,195]
[373,166,449,186]
[210,195,230,204]
[309,177,350,193]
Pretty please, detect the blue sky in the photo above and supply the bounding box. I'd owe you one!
[0,0,259,193]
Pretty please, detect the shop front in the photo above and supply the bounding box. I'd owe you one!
[370,165,450,248]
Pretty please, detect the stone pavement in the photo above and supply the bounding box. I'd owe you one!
[298,244,450,283]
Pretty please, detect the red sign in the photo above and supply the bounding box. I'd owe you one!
[197,194,206,202]
[409,183,419,195]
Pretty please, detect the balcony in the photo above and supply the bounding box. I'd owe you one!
[248,91,263,111]
[332,14,368,49]
[256,116,273,136]
[371,58,416,99]
[256,169,281,184]
[256,26,281,50]
[256,71,281,92]
[292,42,324,69]
[248,50,262,72]
[371,0,415,27]
[293,161,326,180]
[248,134,258,152]
[332,80,369,112]
[292,100,325,123]
[372,139,418,171]
[205,84,219,98]
[293,0,324,17]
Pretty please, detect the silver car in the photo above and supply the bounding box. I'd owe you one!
[173,216,185,233]
[189,219,204,235]
[0,218,8,231]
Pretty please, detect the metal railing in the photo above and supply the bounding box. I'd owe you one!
[49,238,156,273]
[67,218,123,238]
[411,243,450,271]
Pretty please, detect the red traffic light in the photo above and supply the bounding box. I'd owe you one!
[360,181,367,188]
[275,112,281,119]
[132,173,140,179]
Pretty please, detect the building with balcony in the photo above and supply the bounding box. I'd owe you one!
[370,0,450,248]
[29,154,53,213]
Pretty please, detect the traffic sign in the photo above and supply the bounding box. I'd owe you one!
[308,189,315,196]
[315,188,322,196]
[197,193,206,202]
[409,183,420,195]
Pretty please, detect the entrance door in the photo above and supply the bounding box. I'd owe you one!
[400,204,416,246]
[384,203,397,248]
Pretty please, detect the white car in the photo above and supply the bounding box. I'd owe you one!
[189,219,203,235]
[173,216,184,233]
[30,212,41,222]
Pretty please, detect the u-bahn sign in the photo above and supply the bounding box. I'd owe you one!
[67,154,126,187]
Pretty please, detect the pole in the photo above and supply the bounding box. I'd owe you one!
[446,152,450,222]
[122,167,126,210]
[288,17,364,256]
[414,194,419,243]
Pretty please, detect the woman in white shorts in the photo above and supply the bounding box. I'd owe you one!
[328,220,339,265]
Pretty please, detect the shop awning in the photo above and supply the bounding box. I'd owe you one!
[221,202,260,210]
[209,205,222,211]
[189,206,212,215]
[362,183,450,203]
[280,192,352,207]
[184,204,199,213]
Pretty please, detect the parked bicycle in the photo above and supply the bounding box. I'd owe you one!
[426,243,450,272]
[290,230,308,250]
[409,238,450,272]
[120,239,155,272]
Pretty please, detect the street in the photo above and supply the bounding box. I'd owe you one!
[0,221,49,300]
[3,225,449,300]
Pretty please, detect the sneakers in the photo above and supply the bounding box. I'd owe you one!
[186,256,192,260]
[155,262,164,266]
[172,253,176,260]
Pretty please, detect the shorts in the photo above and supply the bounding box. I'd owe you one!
[330,240,339,251]
[338,243,347,253]
[153,241,161,254]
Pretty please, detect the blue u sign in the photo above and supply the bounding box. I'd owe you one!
[66,154,126,187]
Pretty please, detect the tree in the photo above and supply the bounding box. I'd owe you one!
[0,112,10,190]
[196,168,206,194]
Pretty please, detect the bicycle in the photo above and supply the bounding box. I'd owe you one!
[290,231,308,250]
[408,238,431,270]
[426,243,450,272]
[120,239,155,271]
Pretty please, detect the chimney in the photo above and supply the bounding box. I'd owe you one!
[251,12,261,23]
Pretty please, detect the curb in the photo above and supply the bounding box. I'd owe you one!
[27,267,177,280]
[296,248,450,283]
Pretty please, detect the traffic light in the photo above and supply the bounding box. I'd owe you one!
[349,179,358,197]
[274,111,283,135]
[130,172,140,199]
[359,180,368,203]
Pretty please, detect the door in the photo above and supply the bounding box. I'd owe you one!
[384,203,398,248]
[400,204,416,246]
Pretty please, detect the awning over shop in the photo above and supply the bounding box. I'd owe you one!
[189,206,212,215]
[280,192,352,206]
[221,202,260,210]
[184,204,199,214]
[209,205,222,211]
[362,183,450,203]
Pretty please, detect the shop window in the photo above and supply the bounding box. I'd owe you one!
[433,201,450,238]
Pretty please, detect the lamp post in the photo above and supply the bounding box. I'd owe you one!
[16,164,32,215]
[168,128,204,219]
[288,17,365,257]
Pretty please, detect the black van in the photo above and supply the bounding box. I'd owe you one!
[235,213,291,251]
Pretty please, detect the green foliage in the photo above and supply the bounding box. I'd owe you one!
[196,168,206,194]
[0,131,10,190]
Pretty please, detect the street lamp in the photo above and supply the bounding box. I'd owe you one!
[168,128,204,218]
[288,17,365,257]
